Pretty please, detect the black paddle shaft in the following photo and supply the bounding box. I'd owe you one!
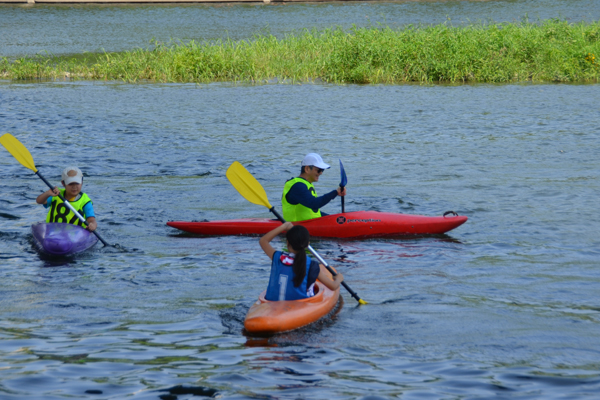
[36,170,110,247]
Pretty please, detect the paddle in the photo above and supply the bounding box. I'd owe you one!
[339,159,347,213]
[226,161,367,305]
[0,133,110,247]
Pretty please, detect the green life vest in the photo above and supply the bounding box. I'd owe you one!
[282,177,322,222]
[46,189,92,227]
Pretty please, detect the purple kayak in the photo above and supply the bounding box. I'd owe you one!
[31,222,98,256]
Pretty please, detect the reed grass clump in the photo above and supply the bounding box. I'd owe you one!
[2,19,599,84]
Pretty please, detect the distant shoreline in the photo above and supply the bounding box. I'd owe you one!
[1,0,361,3]
[0,0,488,3]
[0,0,502,4]
[3,21,599,84]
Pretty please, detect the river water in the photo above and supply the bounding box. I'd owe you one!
[1,1,600,400]
[1,0,599,58]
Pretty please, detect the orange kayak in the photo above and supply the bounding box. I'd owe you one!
[244,281,340,336]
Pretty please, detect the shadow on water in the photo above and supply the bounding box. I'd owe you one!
[166,230,465,244]
[219,303,249,335]
[26,235,139,267]
[155,385,219,399]
[0,212,21,220]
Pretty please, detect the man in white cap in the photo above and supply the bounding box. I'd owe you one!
[36,166,97,231]
[281,153,347,222]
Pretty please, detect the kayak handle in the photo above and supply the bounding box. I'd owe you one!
[443,211,458,217]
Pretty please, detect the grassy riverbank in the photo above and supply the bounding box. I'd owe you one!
[2,19,599,84]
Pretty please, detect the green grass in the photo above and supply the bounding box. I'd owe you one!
[2,19,599,84]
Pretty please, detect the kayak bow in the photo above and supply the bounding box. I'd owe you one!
[31,222,98,256]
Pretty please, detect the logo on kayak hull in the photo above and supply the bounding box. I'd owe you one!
[336,216,382,224]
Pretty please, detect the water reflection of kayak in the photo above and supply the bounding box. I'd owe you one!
[244,281,341,336]
[167,210,467,238]
[31,222,98,256]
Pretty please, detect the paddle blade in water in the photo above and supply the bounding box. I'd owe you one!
[226,161,272,209]
[0,133,38,172]
[339,159,347,188]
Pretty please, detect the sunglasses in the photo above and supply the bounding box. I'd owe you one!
[311,166,324,174]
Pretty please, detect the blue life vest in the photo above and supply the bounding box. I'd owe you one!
[265,251,313,301]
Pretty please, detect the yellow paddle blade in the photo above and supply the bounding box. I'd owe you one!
[0,133,38,172]
[226,161,272,209]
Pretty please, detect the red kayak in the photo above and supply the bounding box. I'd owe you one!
[167,211,467,238]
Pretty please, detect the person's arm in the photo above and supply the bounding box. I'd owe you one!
[259,221,294,260]
[321,187,346,216]
[82,202,95,218]
[316,264,344,291]
[81,202,97,231]
[86,217,97,232]
[286,182,338,210]
[36,187,59,205]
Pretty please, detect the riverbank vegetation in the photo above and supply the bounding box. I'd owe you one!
[2,19,599,84]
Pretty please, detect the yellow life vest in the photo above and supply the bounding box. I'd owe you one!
[282,177,322,222]
[46,189,92,227]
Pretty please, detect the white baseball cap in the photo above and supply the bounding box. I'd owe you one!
[62,166,83,185]
[301,153,330,170]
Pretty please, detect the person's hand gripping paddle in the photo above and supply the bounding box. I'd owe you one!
[339,159,347,213]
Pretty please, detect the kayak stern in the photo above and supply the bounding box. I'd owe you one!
[244,282,340,336]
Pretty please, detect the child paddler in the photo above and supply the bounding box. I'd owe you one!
[259,222,343,301]
[36,166,97,232]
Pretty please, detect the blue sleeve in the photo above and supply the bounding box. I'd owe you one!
[83,202,95,218]
[45,197,53,209]
[306,259,321,289]
[285,182,337,211]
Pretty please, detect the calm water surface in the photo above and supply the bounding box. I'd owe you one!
[1,1,600,399]
[1,81,599,399]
